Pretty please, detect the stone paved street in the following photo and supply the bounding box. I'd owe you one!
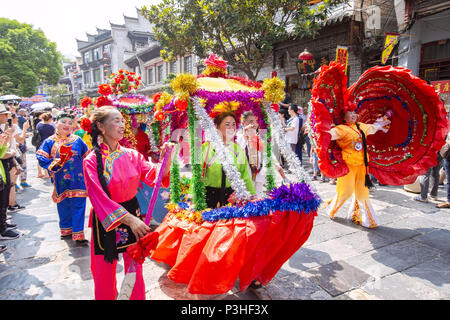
[0,149,449,300]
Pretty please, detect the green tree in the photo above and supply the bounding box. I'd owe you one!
[0,18,63,97]
[142,0,346,80]
[44,84,71,107]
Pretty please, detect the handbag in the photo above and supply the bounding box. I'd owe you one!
[31,129,42,147]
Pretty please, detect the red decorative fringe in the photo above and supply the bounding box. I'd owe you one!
[126,231,159,265]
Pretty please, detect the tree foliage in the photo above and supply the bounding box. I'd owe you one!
[44,84,71,107]
[0,18,63,97]
[142,0,346,80]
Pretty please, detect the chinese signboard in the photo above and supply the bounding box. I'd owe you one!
[431,80,450,112]
[335,46,348,74]
[381,33,400,65]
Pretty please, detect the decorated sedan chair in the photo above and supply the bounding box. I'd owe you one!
[146,54,321,295]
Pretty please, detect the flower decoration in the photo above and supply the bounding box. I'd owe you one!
[270,103,280,113]
[155,111,165,122]
[153,92,162,104]
[110,69,141,94]
[95,96,113,108]
[98,84,113,96]
[202,53,228,77]
[174,98,188,112]
[80,117,92,133]
[155,92,173,111]
[170,73,199,101]
[261,77,286,104]
[210,101,240,118]
[80,97,93,109]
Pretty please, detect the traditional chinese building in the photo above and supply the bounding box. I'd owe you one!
[250,0,399,108]
[396,0,450,111]
[124,44,200,97]
[76,9,154,97]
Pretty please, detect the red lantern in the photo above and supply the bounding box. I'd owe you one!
[299,49,313,75]
[271,71,277,78]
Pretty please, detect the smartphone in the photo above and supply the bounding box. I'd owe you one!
[7,119,12,127]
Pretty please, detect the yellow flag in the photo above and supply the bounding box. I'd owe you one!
[381,33,400,64]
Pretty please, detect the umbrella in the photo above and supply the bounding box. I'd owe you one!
[30,102,54,112]
[0,95,22,102]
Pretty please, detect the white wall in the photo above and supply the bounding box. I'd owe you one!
[398,10,450,76]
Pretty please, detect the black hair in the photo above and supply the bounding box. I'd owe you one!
[289,104,299,115]
[90,122,111,198]
[213,112,236,127]
[355,122,374,189]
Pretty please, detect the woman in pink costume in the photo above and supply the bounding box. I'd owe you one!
[83,106,174,300]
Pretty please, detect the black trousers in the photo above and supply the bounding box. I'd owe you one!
[0,159,12,233]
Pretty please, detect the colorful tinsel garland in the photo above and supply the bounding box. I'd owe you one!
[168,182,321,225]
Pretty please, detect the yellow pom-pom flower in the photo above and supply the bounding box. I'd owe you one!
[262,77,286,103]
[170,73,199,101]
[155,92,173,111]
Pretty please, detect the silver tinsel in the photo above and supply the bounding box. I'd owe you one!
[192,97,252,201]
[263,102,315,190]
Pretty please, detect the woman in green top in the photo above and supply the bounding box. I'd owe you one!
[202,112,256,208]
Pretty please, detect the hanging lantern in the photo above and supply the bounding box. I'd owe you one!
[298,49,313,75]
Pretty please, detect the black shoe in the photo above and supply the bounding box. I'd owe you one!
[75,239,89,247]
[0,229,20,240]
[0,244,6,253]
[6,223,17,230]
[249,280,263,289]
[7,206,17,213]
[60,234,72,240]
[12,204,25,210]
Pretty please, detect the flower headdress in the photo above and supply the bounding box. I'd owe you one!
[210,101,240,118]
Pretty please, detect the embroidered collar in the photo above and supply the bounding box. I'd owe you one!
[54,132,74,142]
[100,143,122,157]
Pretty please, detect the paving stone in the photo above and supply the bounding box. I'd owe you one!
[413,229,450,253]
[402,253,450,298]
[307,261,374,297]
[344,239,444,279]
[332,230,397,254]
[263,269,332,300]
[334,288,380,300]
[303,220,357,246]
[362,272,444,300]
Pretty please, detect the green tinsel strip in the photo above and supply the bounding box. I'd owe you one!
[188,102,207,211]
[151,121,160,146]
[170,145,181,204]
[263,108,276,192]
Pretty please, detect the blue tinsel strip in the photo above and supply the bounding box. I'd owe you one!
[201,183,322,222]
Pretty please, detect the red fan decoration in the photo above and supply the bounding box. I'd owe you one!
[310,62,448,185]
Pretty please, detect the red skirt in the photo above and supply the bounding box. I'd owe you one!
[150,209,317,295]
